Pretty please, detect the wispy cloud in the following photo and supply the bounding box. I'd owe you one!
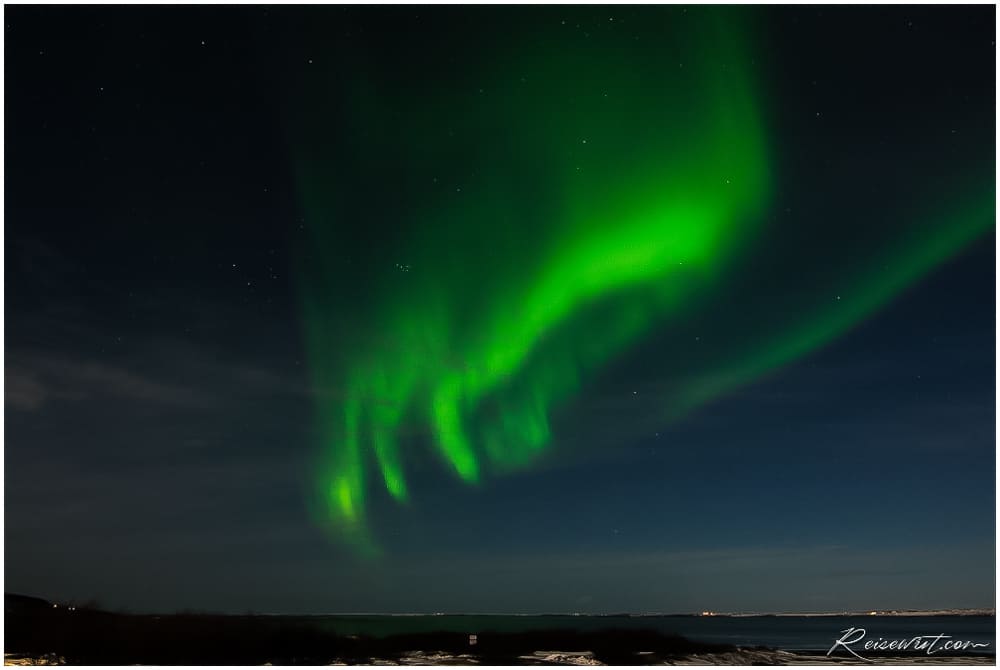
[5,353,216,411]
[5,367,47,411]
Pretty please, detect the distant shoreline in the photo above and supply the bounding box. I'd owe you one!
[7,591,995,618]
[5,594,994,665]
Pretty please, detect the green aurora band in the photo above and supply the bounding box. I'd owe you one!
[291,9,994,551]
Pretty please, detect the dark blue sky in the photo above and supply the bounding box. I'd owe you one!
[5,5,995,614]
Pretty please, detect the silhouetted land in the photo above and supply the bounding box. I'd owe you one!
[5,594,993,665]
[4,594,737,665]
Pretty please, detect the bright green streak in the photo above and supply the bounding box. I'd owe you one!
[292,10,992,549]
[671,191,994,421]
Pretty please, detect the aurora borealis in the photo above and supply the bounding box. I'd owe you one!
[295,10,772,546]
[292,8,993,550]
[5,4,995,614]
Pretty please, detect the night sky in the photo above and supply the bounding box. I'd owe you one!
[5,5,995,614]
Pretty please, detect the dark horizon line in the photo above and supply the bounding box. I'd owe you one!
[7,593,994,619]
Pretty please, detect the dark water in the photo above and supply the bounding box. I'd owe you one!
[287,614,995,655]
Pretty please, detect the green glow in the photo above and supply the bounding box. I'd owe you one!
[670,191,995,420]
[291,9,993,549]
